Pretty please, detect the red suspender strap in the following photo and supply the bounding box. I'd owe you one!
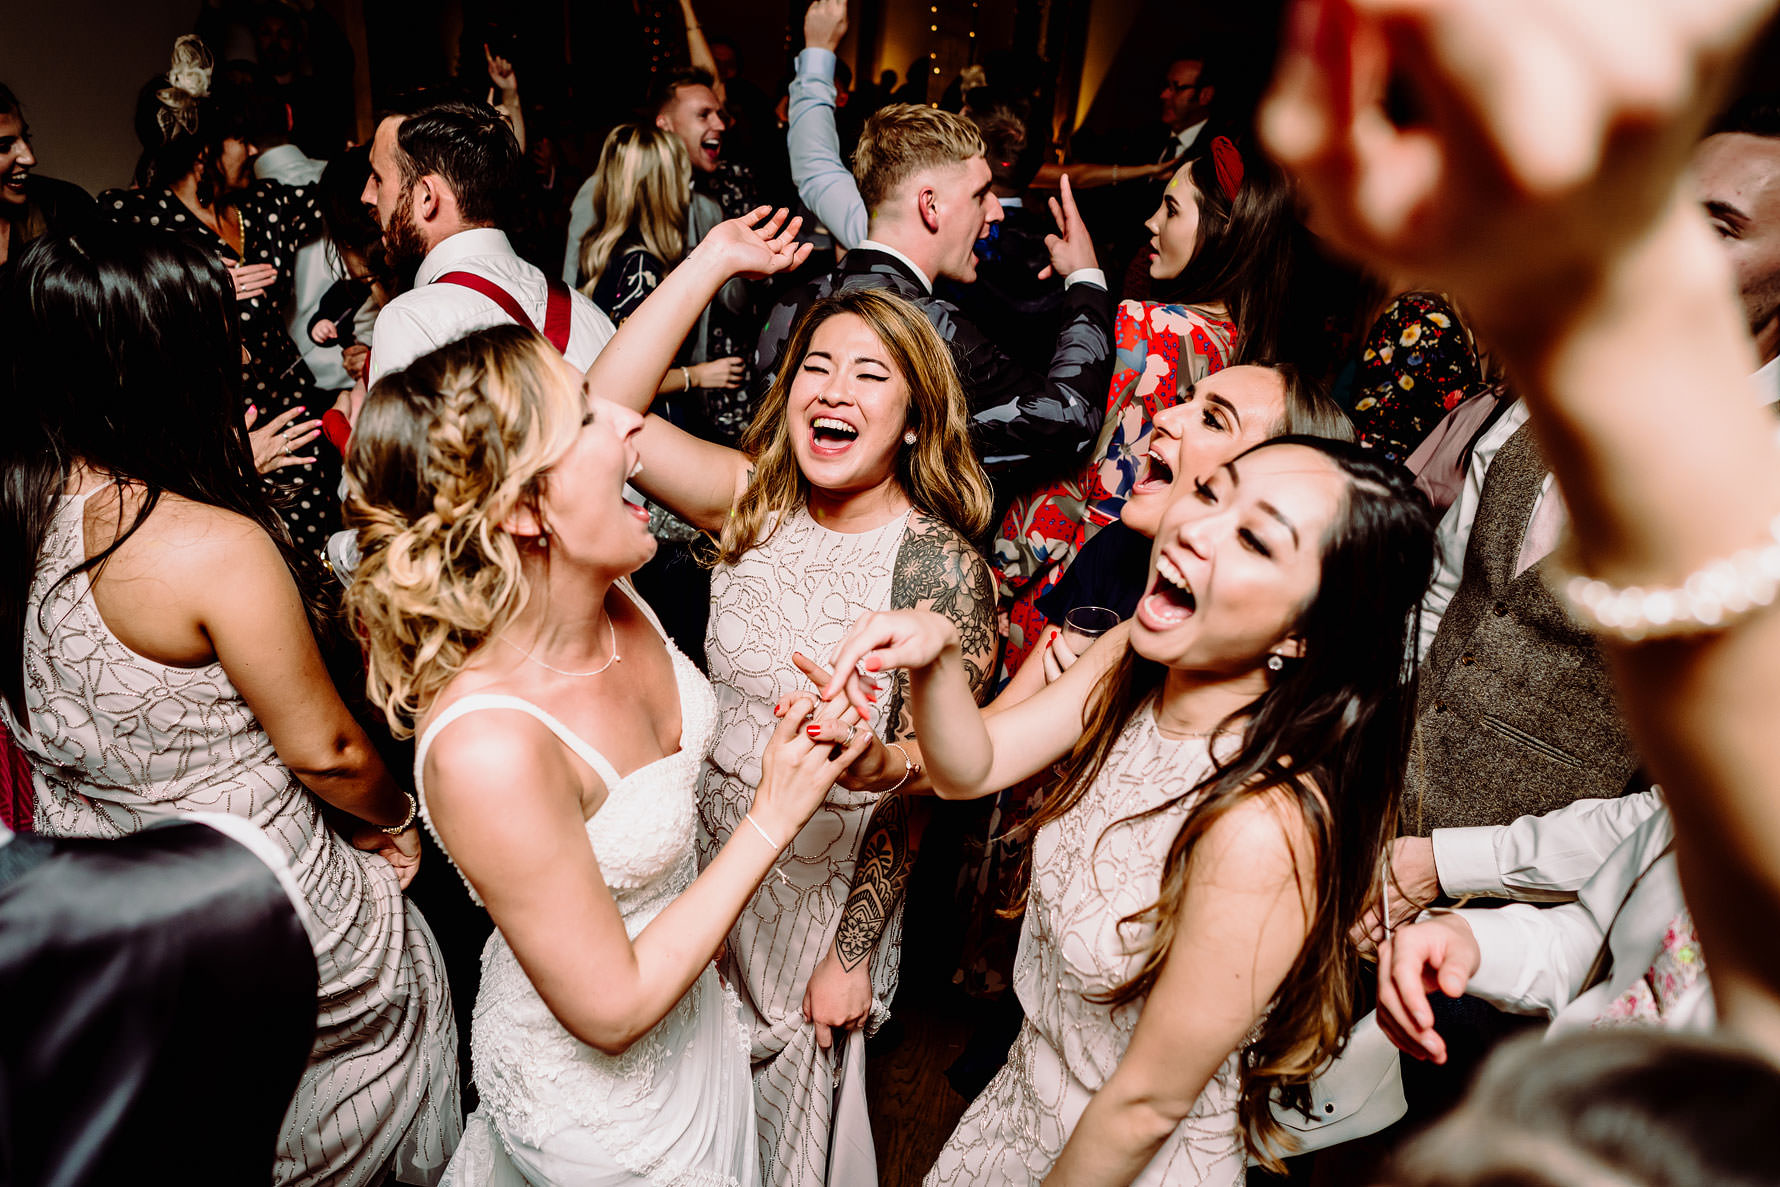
[541,278,572,355]
[434,270,533,334]
[434,271,574,355]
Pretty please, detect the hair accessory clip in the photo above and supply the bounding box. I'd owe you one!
[1210,135,1244,201]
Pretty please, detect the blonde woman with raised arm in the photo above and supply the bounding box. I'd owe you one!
[343,222,861,1185]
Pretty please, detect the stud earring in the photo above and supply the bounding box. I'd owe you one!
[903,430,918,446]
[1266,654,1284,672]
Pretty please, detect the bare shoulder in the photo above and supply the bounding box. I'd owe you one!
[92,490,281,582]
[1194,777,1324,889]
[421,703,592,818]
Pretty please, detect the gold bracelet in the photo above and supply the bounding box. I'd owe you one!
[378,794,418,836]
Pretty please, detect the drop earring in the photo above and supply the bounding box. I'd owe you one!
[902,430,917,446]
[1266,654,1284,672]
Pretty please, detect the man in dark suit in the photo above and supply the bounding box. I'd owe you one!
[755,103,1115,500]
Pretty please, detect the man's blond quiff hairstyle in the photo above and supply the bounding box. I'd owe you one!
[343,325,579,737]
[852,103,987,214]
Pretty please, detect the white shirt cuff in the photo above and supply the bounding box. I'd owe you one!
[796,47,837,81]
[1432,826,1509,899]
[1064,268,1106,290]
[1454,907,1536,1011]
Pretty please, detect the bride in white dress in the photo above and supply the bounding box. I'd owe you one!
[343,217,849,1187]
[824,438,1437,1183]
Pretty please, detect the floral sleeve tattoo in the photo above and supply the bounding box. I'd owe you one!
[831,515,998,972]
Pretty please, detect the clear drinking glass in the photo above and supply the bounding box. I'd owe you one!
[1060,605,1122,653]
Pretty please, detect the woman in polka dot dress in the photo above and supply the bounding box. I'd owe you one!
[103,37,338,560]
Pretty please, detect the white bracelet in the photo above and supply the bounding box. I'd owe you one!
[882,741,919,793]
[744,812,792,884]
[681,366,693,391]
[1548,512,1780,641]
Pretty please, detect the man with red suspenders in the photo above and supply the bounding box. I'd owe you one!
[324,99,617,574]
[361,99,615,390]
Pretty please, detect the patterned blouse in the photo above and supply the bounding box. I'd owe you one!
[1349,292,1483,462]
[100,182,339,558]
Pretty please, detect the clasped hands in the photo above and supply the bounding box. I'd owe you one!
[771,650,902,792]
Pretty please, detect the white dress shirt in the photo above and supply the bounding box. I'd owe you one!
[253,145,356,391]
[1457,803,1712,1036]
[1433,787,1665,902]
[1169,119,1208,161]
[369,228,616,387]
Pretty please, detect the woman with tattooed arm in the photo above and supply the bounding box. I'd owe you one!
[581,208,998,1185]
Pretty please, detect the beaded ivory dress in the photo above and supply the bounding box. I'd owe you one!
[927,710,1246,1186]
[415,582,756,1186]
[6,490,460,1186]
[700,507,911,1186]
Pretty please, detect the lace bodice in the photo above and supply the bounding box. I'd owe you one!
[414,586,752,1180]
[929,709,1246,1186]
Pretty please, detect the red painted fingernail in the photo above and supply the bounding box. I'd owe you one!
[865,657,879,671]
[806,725,820,737]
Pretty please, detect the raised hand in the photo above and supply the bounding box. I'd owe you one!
[1259,0,1776,326]
[485,45,518,98]
[821,609,958,720]
[1039,174,1098,280]
[695,207,814,281]
[804,0,848,53]
[1374,911,1482,1064]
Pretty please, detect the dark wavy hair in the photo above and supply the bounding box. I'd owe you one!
[0,225,324,719]
[1019,435,1435,1167]
[386,98,519,228]
[1151,142,1297,366]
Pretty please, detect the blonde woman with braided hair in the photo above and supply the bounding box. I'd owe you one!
[344,253,852,1183]
[584,207,997,1184]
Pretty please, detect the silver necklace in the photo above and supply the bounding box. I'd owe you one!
[498,616,621,677]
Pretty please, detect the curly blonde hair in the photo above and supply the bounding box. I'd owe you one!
[714,289,994,564]
[343,325,579,737]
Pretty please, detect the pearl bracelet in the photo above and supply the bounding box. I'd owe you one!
[1548,512,1780,641]
[882,741,920,793]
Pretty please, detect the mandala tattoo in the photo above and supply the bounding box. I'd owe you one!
[832,514,997,972]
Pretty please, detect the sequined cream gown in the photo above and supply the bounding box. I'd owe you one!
[6,490,460,1186]
[415,582,757,1186]
[926,709,1246,1186]
[700,507,911,1186]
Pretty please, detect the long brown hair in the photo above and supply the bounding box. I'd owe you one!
[577,123,690,294]
[712,289,993,563]
[1020,437,1436,1167]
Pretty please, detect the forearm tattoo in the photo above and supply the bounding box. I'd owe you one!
[829,516,997,972]
[834,791,909,971]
